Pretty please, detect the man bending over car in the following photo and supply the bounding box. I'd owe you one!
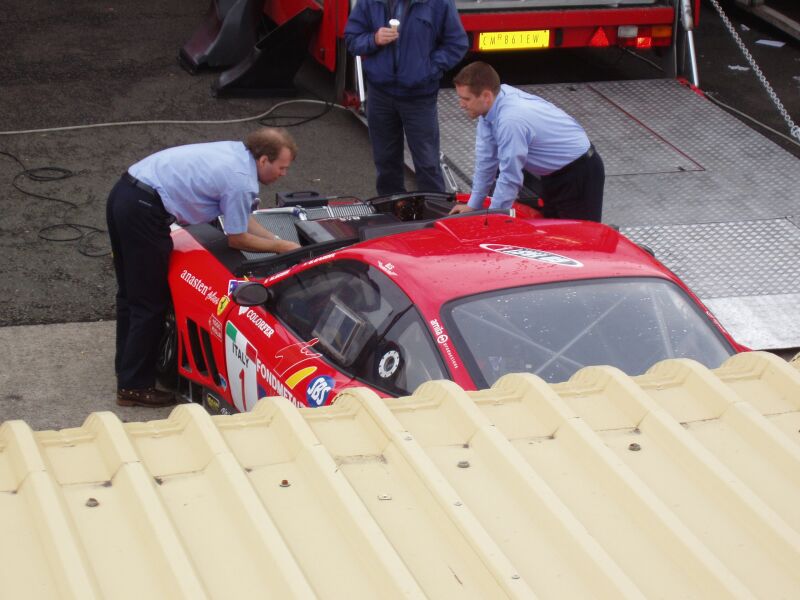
[449,62,604,221]
[106,127,300,408]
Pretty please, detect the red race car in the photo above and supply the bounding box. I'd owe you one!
[157,192,744,414]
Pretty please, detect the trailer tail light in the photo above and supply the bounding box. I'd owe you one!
[617,25,671,48]
[652,25,673,38]
[589,27,610,47]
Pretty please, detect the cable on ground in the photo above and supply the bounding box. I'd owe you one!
[0,96,350,257]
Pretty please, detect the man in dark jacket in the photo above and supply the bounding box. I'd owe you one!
[345,0,467,195]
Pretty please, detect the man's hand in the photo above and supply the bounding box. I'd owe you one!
[449,204,475,215]
[228,231,300,254]
[273,240,301,254]
[374,27,399,46]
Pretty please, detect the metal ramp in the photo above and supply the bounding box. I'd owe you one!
[436,78,800,350]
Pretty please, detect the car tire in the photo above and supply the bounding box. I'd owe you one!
[156,305,178,389]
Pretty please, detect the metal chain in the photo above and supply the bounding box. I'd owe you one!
[706,0,800,141]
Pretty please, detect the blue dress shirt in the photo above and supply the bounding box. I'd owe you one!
[129,141,258,235]
[468,85,590,210]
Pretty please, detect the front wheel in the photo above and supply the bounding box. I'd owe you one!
[156,305,178,389]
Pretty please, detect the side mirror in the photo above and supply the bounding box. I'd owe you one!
[231,281,270,306]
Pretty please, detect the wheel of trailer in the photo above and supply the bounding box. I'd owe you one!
[156,305,178,389]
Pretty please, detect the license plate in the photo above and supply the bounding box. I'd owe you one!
[478,30,550,51]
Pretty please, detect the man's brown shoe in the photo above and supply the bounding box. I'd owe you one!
[117,387,176,407]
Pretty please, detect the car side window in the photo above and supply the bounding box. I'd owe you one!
[271,259,447,394]
[354,308,449,396]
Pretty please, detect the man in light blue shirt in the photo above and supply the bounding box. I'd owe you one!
[449,62,604,221]
[106,127,300,408]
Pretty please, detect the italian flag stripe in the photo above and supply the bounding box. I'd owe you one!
[226,322,237,341]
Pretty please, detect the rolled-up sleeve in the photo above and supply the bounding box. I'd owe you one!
[219,190,254,235]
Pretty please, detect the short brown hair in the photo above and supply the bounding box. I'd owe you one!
[453,61,501,96]
[244,127,298,161]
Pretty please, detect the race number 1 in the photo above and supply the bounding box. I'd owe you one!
[225,322,257,412]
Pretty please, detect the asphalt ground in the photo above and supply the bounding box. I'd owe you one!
[1,0,798,430]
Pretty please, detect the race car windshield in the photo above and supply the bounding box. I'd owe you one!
[444,277,735,387]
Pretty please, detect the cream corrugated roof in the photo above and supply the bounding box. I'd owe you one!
[1,351,799,599]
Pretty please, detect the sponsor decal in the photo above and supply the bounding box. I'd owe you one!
[205,392,220,413]
[429,319,449,344]
[429,318,459,370]
[205,290,220,306]
[273,339,321,376]
[225,322,257,412]
[266,269,291,284]
[256,358,301,407]
[209,315,223,341]
[245,309,275,338]
[378,260,398,277]
[228,279,248,296]
[257,383,303,409]
[285,366,318,389]
[181,269,222,305]
[225,336,323,410]
[217,295,231,316]
[303,252,337,267]
[306,375,335,407]
[180,269,211,296]
[378,350,401,379]
[479,243,583,268]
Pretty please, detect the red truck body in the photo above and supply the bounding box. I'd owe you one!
[263,0,699,74]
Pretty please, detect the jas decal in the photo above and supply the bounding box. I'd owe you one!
[479,243,583,268]
[306,375,335,407]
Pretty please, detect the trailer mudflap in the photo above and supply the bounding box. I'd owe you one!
[213,7,322,97]
[179,0,261,73]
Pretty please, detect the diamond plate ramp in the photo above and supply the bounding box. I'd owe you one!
[622,219,800,349]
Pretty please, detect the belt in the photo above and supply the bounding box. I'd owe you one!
[543,145,595,179]
[122,171,160,199]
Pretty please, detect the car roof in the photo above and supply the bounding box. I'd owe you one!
[335,214,678,307]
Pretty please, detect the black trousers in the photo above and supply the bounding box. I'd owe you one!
[539,148,605,222]
[366,86,445,195]
[106,176,174,390]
